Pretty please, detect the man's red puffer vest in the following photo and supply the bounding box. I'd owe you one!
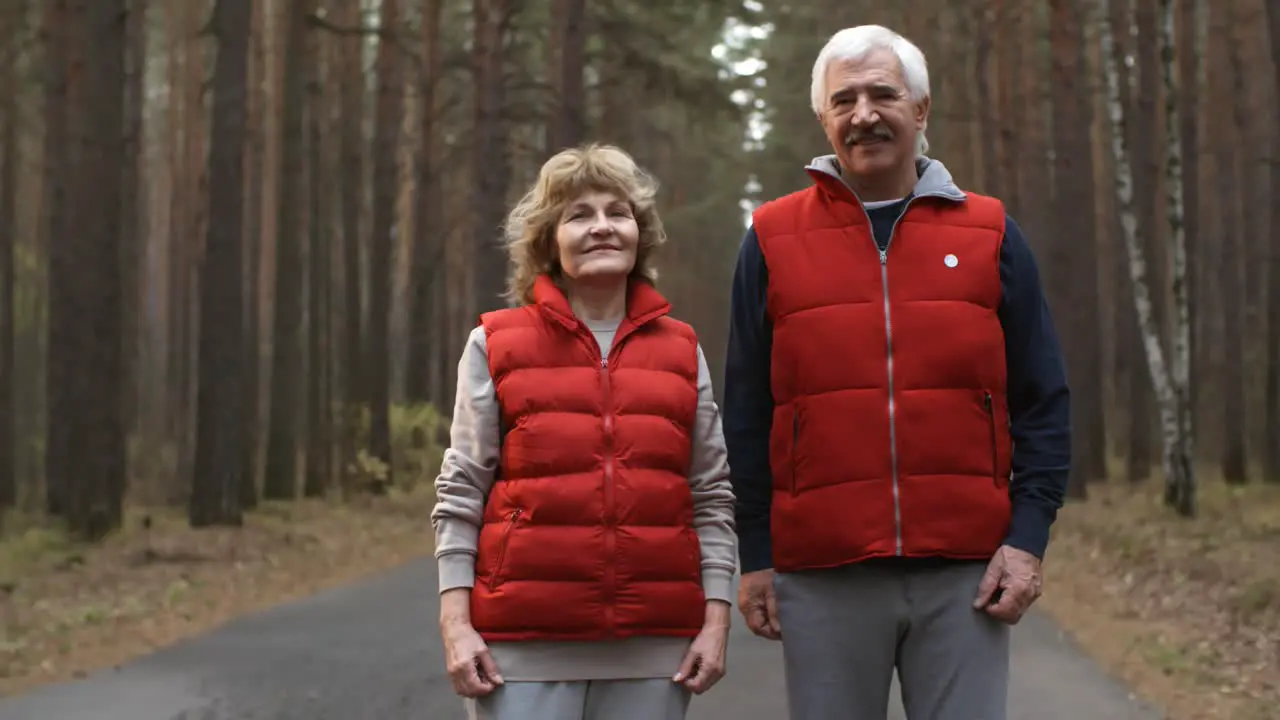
[468,274,705,642]
[752,169,1013,573]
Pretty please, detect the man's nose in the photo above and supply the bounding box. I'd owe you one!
[849,97,878,127]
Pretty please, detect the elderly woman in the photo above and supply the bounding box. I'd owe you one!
[431,143,738,720]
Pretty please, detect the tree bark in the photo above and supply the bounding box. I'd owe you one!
[1098,0,1196,515]
[263,0,310,500]
[1263,0,1280,482]
[192,0,252,527]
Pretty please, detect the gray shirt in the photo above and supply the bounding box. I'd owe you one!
[431,322,738,681]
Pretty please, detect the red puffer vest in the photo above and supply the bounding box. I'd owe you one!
[752,168,1012,573]
[468,274,705,642]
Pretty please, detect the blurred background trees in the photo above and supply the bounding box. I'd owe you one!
[0,0,1278,538]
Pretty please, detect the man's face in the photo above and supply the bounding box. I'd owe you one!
[818,49,928,181]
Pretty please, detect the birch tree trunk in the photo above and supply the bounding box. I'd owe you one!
[1098,0,1196,516]
[1156,0,1195,512]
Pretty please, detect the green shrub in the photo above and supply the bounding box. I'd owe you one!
[346,402,447,494]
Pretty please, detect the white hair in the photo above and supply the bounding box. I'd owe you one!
[810,25,931,156]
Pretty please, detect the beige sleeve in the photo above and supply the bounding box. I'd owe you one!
[688,344,740,604]
[429,326,499,593]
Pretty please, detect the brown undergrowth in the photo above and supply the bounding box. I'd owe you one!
[0,489,435,697]
[1040,478,1280,720]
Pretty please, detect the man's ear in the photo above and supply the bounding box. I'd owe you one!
[915,95,931,131]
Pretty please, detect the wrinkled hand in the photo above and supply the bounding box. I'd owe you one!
[674,601,731,694]
[973,545,1043,625]
[737,569,782,640]
[441,619,504,698]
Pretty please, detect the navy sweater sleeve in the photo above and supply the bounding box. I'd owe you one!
[998,215,1071,559]
[722,226,776,573]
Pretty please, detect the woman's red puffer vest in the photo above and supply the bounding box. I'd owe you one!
[468,274,705,642]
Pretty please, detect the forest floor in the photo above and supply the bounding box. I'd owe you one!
[0,487,435,697]
[3,471,1277,718]
[1040,476,1280,720]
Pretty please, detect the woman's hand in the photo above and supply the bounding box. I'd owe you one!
[672,600,732,694]
[440,589,504,698]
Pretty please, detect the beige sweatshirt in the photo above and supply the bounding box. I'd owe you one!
[430,321,739,681]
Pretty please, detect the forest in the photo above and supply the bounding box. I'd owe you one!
[0,0,1277,718]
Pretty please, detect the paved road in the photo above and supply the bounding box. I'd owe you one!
[0,559,1161,720]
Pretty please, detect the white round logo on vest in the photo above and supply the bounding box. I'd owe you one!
[944,253,959,268]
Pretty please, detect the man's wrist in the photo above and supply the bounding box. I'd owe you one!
[737,526,774,573]
[1005,501,1056,559]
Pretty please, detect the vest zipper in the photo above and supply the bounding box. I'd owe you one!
[875,200,918,557]
[984,391,999,487]
[488,508,523,591]
[819,176,950,557]
[599,356,617,637]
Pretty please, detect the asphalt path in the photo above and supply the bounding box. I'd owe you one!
[0,558,1162,719]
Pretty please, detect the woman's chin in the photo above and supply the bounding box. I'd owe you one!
[571,260,633,283]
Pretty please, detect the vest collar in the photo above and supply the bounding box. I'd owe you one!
[532,273,671,333]
[804,154,968,205]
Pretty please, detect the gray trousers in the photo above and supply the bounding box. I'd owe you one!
[775,559,1010,720]
[466,679,691,720]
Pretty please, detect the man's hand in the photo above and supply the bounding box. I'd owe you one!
[673,601,731,694]
[737,569,782,640]
[973,545,1043,625]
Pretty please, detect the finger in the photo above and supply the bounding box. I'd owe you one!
[477,649,504,685]
[453,663,493,698]
[460,651,497,695]
[671,649,699,683]
[986,589,1025,625]
[468,665,497,697]
[743,606,769,637]
[684,662,722,694]
[765,588,783,638]
[973,564,1002,609]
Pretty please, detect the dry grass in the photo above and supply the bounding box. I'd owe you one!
[0,489,435,697]
[1040,478,1280,720]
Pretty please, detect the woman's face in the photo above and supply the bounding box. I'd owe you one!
[555,190,639,285]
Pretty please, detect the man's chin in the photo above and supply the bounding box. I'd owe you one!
[839,152,899,178]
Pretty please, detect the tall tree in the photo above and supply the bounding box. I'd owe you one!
[47,0,128,538]
[1217,0,1248,484]
[366,0,404,491]
[406,0,445,406]
[1264,0,1280,482]
[1156,0,1194,511]
[0,0,22,511]
[1098,0,1196,515]
[263,0,310,499]
[191,0,253,527]
[1049,0,1104,495]
[470,0,517,313]
[547,0,587,152]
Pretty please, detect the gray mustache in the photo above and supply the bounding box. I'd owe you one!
[845,126,893,145]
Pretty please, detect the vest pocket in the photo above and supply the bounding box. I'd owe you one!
[983,391,1000,487]
[488,508,523,591]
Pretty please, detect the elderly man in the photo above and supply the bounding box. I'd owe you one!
[722,25,1071,720]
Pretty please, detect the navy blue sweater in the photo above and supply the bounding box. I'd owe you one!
[723,198,1071,573]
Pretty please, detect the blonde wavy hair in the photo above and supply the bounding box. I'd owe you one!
[502,143,667,306]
